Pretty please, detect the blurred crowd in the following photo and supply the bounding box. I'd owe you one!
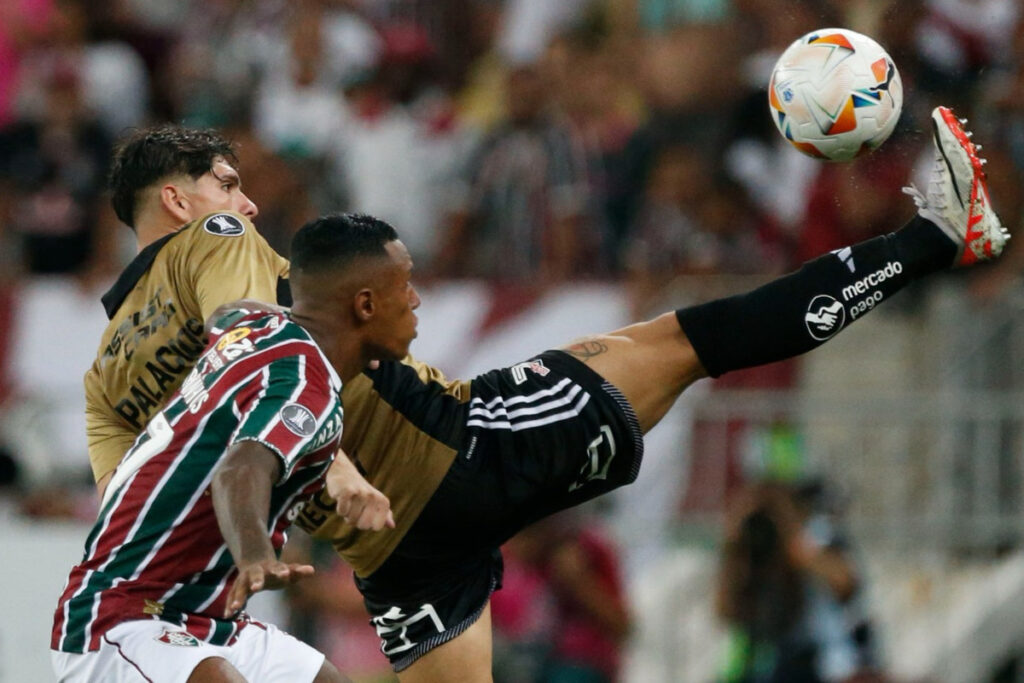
[1,0,1022,293]
[1,0,1023,680]
[0,0,1021,487]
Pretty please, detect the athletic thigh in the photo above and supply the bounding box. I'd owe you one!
[559,312,706,433]
[397,603,494,683]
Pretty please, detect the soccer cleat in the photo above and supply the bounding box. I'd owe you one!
[902,106,1010,266]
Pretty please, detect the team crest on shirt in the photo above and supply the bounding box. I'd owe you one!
[281,403,317,436]
[203,213,245,236]
[155,629,201,647]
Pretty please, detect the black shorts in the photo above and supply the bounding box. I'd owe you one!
[356,350,644,671]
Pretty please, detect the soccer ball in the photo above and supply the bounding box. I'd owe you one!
[768,28,903,162]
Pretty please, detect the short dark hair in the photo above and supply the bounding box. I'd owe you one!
[108,124,238,228]
[291,213,399,275]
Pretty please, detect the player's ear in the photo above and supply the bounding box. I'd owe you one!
[354,288,375,322]
[160,182,191,223]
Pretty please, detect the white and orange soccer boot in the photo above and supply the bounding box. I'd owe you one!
[903,105,1010,266]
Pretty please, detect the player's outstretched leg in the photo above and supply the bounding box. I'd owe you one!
[564,105,1009,433]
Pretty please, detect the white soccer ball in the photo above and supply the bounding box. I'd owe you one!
[768,28,903,162]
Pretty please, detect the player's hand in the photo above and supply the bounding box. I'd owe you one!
[325,454,395,531]
[224,560,315,617]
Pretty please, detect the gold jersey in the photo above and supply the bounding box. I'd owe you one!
[299,358,472,577]
[85,212,289,482]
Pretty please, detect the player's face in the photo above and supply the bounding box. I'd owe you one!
[373,240,420,360]
[186,157,259,220]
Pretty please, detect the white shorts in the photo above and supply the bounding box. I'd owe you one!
[51,619,325,683]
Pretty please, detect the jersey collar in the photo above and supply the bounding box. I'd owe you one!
[100,228,189,320]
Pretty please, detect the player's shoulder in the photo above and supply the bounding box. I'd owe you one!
[168,211,281,264]
[208,307,295,341]
[209,310,340,389]
[373,354,468,395]
[210,308,325,359]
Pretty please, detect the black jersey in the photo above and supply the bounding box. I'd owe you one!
[297,350,645,672]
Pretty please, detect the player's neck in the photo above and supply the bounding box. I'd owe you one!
[290,310,364,384]
[135,221,183,250]
[134,205,192,251]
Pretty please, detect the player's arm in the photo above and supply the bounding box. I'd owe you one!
[213,440,315,617]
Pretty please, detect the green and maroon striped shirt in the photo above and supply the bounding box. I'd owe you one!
[53,310,343,652]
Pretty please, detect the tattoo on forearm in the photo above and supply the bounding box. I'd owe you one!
[565,338,608,361]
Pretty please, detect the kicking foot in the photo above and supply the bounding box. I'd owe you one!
[903,106,1010,266]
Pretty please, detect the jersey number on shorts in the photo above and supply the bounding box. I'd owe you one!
[371,604,445,656]
[568,424,616,492]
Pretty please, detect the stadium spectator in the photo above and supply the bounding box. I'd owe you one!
[605,18,743,261]
[0,0,53,128]
[328,21,470,271]
[721,0,840,242]
[164,0,296,127]
[715,478,884,683]
[912,0,1020,108]
[546,23,644,273]
[625,146,786,278]
[252,3,347,164]
[15,0,149,137]
[0,58,111,275]
[438,63,591,283]
[493,511,632,683]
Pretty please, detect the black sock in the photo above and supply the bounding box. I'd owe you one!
[676,216,956,378]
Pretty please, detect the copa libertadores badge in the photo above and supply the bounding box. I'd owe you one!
[281,403,317,437]
[805,294,845,341]
[203,213,245,236]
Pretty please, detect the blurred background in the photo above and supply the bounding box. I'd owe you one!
[1,0,1023,681]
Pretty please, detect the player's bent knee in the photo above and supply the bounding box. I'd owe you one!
[314,657,351,683]
[187,656,247,682]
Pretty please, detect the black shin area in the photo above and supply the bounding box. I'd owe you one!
[675,216,956,378]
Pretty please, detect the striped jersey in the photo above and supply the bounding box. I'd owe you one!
[85,211,290,483]
[53,310,343,653]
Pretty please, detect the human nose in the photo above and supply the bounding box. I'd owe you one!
[239,192,258,219]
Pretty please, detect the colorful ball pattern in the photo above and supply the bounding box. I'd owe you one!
[769,28,903,162]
